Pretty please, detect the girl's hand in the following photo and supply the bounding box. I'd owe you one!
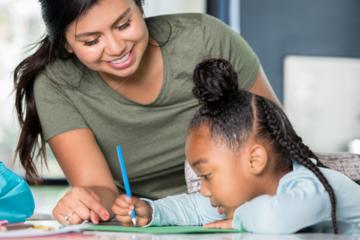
[203,219,233,229]
[112,194,152,226]
[52,187,110,225]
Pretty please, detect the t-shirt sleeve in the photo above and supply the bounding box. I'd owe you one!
[201,14,260,90]
[232,173,330,233]
[33,73,89,141]
[145,192,225,226]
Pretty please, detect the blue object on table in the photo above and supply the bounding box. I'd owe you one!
[116,145,137,225]
[0,161,35,223]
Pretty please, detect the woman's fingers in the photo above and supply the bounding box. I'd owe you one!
[52,187,109,225]
[53,205,82,225]
[63,195,90,221]
[90,190,101,202]
[67,212,82,225]
[90,211,100,224]
[53,206,71,225]
[73,187,110,221]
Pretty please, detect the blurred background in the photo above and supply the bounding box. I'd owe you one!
[0,0,359,215]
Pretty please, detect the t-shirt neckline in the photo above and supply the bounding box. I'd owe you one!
[92,45,169,107]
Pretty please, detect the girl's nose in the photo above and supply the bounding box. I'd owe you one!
[199,183,211,197]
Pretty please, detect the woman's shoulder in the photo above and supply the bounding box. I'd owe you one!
[35,57,90,88]
[146,13,225,35]
[147,12,204,25]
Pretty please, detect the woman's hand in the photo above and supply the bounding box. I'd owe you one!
[112,194,153,227]
[52,186,110,225]
[203,219,233,229]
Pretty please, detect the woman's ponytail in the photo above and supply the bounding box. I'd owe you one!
[14,36,53,184]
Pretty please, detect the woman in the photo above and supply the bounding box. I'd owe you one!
[14,0,279,224]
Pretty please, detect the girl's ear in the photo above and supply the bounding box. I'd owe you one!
[248,144,268,175]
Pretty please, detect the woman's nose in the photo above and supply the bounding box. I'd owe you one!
[104,35,126,56]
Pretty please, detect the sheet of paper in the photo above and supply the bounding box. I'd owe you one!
[0,223,88,239]
[85,225,244,234]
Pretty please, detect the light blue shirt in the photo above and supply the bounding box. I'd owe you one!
[146,162,360,235]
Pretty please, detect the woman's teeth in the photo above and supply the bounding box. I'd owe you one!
[111,52,130,64]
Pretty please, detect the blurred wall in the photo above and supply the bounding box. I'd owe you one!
[144,0,205,16]
[240,0,360,102]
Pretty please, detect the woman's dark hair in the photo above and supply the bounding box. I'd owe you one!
[14,0,144,183]
[191,58,338,234]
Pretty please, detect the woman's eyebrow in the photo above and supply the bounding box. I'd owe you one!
[111,7,132,28]
[75,8,131,39]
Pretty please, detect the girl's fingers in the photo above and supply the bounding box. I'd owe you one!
[115,195,132,207]
[203,219,233,229]
[137,217,151,227]
[115,214,133,226]
[112,203,133,216]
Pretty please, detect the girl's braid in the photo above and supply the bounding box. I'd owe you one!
[257,97,338,234]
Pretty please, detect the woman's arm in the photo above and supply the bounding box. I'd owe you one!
[49,128,118,224]
[249,66,281,106]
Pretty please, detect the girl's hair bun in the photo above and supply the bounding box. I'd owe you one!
[192,58,239,114]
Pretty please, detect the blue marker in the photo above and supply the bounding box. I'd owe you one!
[116,144,136,226]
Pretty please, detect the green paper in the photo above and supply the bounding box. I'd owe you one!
[85,225,244,234]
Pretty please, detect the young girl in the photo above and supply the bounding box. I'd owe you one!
[112,59,360,235]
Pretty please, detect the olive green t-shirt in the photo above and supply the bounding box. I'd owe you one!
[33,13,260,199]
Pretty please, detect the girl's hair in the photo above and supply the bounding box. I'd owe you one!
[191,58,338,234]
[13,0,144,183]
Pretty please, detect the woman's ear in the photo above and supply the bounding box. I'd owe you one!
[64,42,74,53]
[248,144,268,175]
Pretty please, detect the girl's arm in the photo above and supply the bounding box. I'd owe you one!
[49,128,118,224]
[146,192,225,226]
[232,176,330,233]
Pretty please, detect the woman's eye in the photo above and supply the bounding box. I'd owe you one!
[83,39,99,46]
[116,19,132,30]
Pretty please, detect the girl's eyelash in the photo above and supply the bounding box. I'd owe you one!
[201,173,211,180]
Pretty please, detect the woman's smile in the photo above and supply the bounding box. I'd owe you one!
[107,47,135,70]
